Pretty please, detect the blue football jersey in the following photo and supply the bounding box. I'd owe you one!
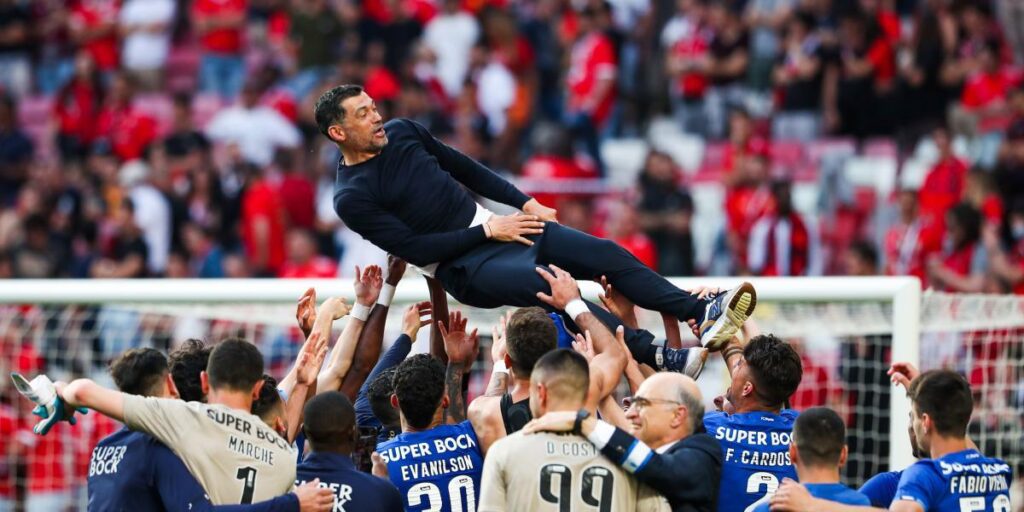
[895,449,1013,511]
[859,470,903,507]
[703,410,799,512]
[376,421,484,512]
[752,483,870,512]
[297,451,403,512]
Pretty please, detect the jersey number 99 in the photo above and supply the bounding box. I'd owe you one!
[539,463,615,512]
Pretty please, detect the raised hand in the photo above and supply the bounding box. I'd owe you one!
[597,275,637,327]
[522,198,558,223]
[491,310,513,364]
[317,297,350,321]
[295,287,317,339]
[354,265,384,306]
[572,330,596,362]
[386,255,407,286]
[485,213,545,246]
[535,264,581,310]
[402,301,432,341]
[439,310,479,371]
[295,332,329,387]
[888,361,920,391]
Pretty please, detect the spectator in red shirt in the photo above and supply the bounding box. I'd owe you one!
[884,189,938,283]
[272,150,316,230]
[278,229,338,278]
[565,5,617,176]
[55,52,105,162]
[919,125,969,226]
[984,200,1024,294]
[722,110,773,272]
[831,10,896,138]
[519,123,598,210]
[240,163,287,277]
[94,73,158,161]
[601,200,659,270]
[663,0,711,135]
[192,0,247,99]
[69,0,120,74]
[926,203,986,292]
[748,179,822,276]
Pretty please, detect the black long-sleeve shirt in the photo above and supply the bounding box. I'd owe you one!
[333,119,531,267]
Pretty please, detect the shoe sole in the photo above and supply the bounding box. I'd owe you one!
[701,282,757,351]
[683,348,709,380]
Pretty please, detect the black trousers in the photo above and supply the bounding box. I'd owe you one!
[436,222,707,322]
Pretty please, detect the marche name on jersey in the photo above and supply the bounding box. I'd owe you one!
[379,434,478,480]
[943,461,1012,494]
[205,408,291,465]
[714,426,793,467]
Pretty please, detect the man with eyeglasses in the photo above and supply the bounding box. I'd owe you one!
[522,371,721,512]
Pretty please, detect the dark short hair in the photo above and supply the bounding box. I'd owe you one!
[169,339,212,402]
[314,84,364,139]
[392,354,446,430]
[505,307,557,378]
[948,203,981,247]
[848,240,879,270]
[368,368,400,427]
[304,391,356,452]
[910,370,973,438]
[744,334,802,408]
[251,374,282,420]
[207,338,264,392]
[109,348,168,397]
[793,407,847,467]
[532,349,589,405]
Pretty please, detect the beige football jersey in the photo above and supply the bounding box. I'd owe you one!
[122,395,297,504]
[479,431,671,512]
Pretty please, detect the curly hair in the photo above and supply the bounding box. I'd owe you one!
[391,354,446,429]
[169,339,211,403]
[109,348,168,397]
[368,368,400,428]
[505,307,557,378]
[743,334,802,408]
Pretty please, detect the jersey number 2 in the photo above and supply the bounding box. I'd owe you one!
[236,466,258,504]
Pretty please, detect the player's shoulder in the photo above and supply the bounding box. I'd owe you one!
[679,431,723,458]
[384,118,419,138]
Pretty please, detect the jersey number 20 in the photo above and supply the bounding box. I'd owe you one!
[407,475,476,512]
[539,463,615,512]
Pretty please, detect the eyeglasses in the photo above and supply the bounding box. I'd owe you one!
[622,395,683,411]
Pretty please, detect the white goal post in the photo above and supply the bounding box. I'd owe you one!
[0,275,923,472]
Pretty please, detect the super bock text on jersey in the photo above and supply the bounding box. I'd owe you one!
[895,449,1013,511]
[376,421,484,512]
[703,409,799,512]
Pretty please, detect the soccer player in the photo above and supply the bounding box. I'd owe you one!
[750,407,869,512]
[88,347,332,511]
[521,370,720,512]
[373,354,485,512]
[771,370,1014,512]
[296,391,403,512]
[316,84,756,350]
[479,349,672,512]
[701,334,802,511]
[46,339,301,504]
[466,307,557,451]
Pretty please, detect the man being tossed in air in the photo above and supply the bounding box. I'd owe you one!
[316,84,756,351]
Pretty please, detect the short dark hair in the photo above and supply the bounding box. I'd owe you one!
[849,240,879,270]
[744,334,802,408]
[532,349,589,405]
[169,339,212,402]
[314,84,364,139]
[207,338,264,392]
[793,407,847,467]
[505,307,557,378]
[910,370,973,438]
[392,354,446,430]
[368,368,400,428]
[948,203,981,247]
[304,391,356,452]
[251,374,282,420]
[109,348,168,397]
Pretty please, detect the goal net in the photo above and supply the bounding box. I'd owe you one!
[0,277,1021,510]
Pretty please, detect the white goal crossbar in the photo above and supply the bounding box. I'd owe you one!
[0,276,922,470]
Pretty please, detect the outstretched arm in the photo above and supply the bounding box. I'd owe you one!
[441,311,479,424]
[319,266,382,392]
[58,379,125,421]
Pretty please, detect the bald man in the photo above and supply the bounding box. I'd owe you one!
[478,349,668,512]
[525,372,722,512]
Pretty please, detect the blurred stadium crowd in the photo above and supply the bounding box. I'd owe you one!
[0,0,1022,292]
